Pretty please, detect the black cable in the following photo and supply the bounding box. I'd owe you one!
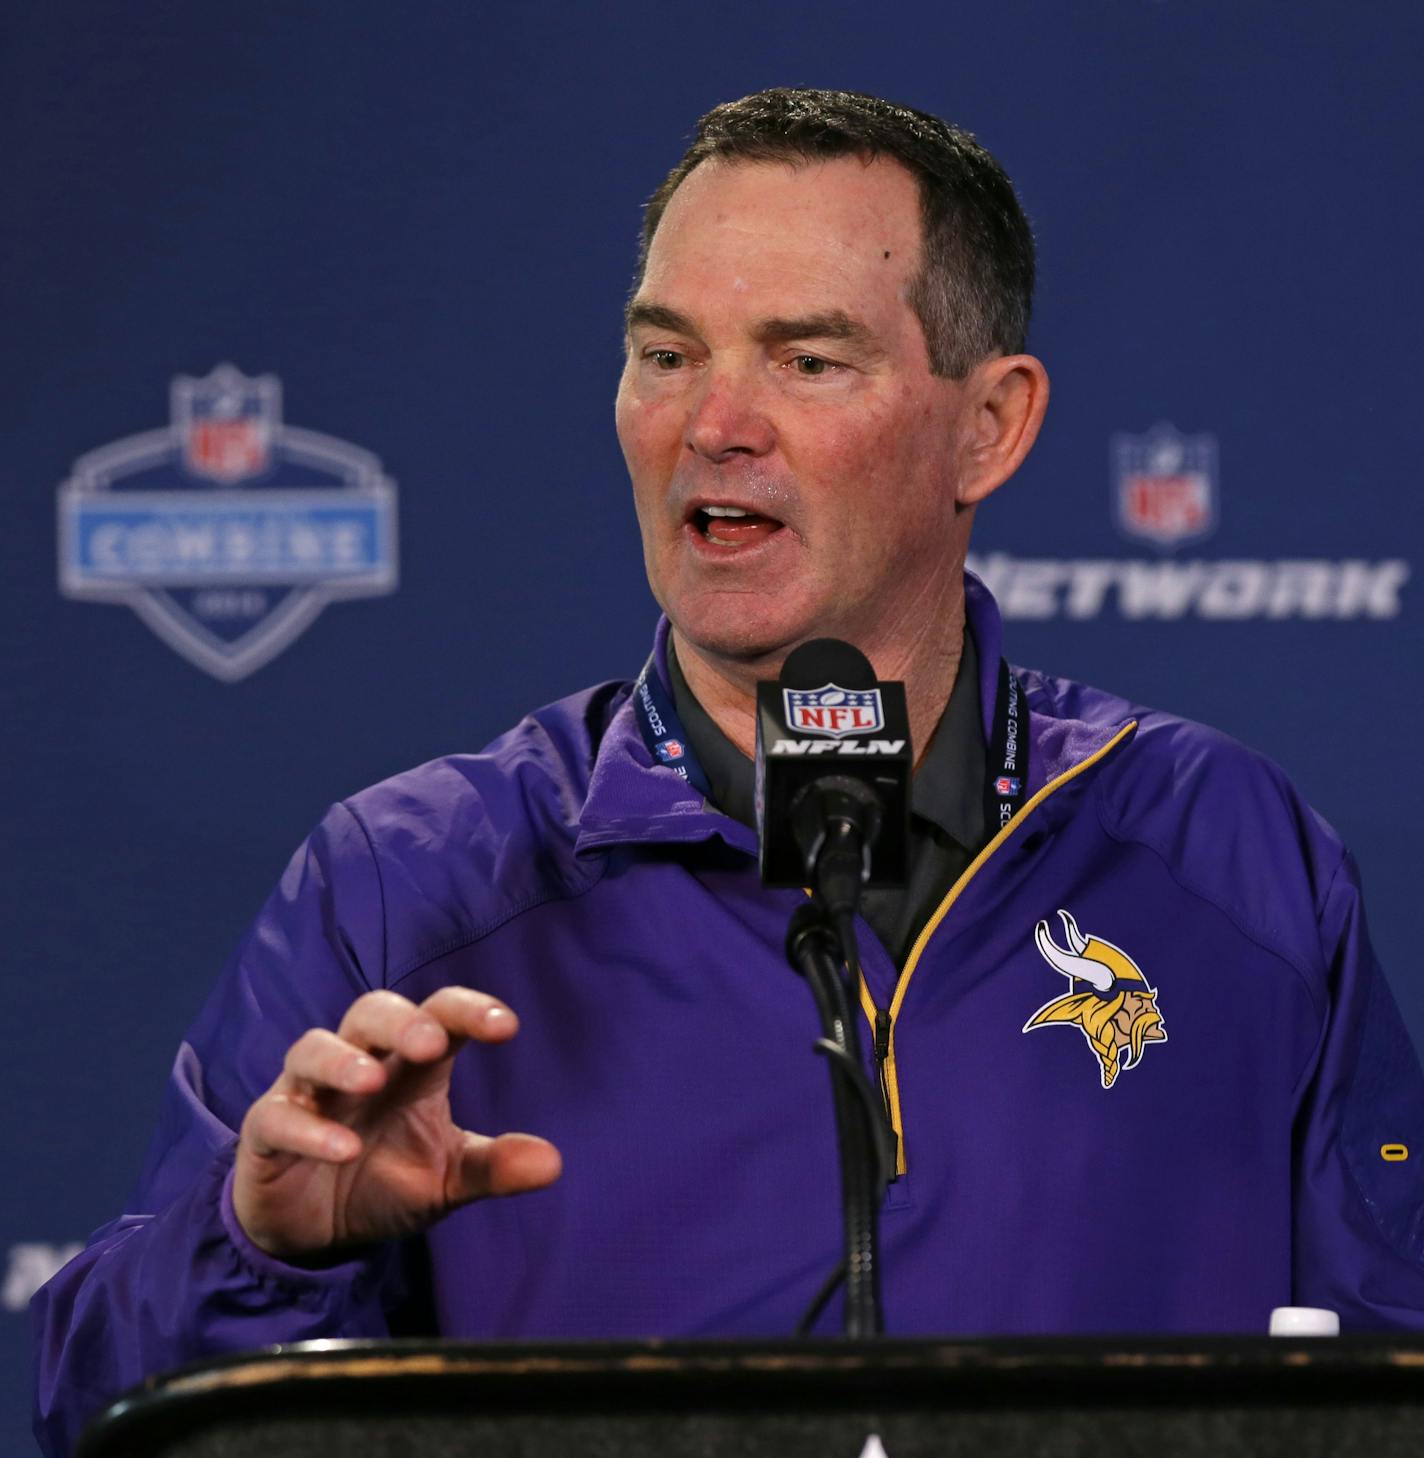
[796,1258,847,1336]
[798,934,850,1053]
[828,922,896,1186]
[802,945,872,1334]
[810,1037,896,1195]
[826,904,889,1335]
[791,1049,894,1335]
[785,899,887,1337]
[801,934,879,1337]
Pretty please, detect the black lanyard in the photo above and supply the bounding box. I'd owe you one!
[634,651,1030,839]
[984,657,1029,836]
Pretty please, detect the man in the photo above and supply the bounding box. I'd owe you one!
[34,88,1424,1455]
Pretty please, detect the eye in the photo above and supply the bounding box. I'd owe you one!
[792,355,830,376]
[645,349,685,370]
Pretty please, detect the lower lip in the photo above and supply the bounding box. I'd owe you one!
[682,519,788,560]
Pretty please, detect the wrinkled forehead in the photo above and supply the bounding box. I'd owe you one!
[639,155,925,317]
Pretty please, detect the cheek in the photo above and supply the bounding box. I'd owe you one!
[807,399,936,516]
[613,373,642,462]
[617,397,680,551]
[855,388,937,464]
[803,402,891,483]
[615,385,683,476]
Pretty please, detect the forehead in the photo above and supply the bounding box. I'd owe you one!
[638,155,924,321]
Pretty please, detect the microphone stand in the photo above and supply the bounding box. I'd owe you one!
[784,803,896,1336]
[758,641,909,1338]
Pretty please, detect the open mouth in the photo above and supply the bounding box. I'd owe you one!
[690,504,784,548]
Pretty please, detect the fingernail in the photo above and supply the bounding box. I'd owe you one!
[484,1006,510,1026]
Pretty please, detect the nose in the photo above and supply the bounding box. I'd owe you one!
[684,363,775,463]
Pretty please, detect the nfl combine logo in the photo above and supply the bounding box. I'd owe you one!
[656,740,686,763]
[56,366,398,682]
[1112,422,1218,549]
[784,685,884,740]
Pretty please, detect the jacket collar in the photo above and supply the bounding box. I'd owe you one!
[574,618,755,856]
[574,575,1136,856]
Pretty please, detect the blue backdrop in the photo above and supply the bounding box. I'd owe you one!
[5,3,1421,1450]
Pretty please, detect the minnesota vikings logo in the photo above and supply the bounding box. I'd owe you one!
[1023,910,1167,1089]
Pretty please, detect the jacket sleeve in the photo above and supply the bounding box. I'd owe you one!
[32,803,409,1457]
[1292,849,1424,1327]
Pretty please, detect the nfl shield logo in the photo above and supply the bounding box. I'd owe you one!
[784,685,885,739]
[1112,422,1218,549]
[174,365,278,482]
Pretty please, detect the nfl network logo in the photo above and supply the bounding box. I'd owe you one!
[1112,422,1218,550]
[784,685,884,739]
[56,365,398,681]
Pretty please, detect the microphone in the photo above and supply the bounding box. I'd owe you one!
[761,640,908,1338]
[755,639,912,908]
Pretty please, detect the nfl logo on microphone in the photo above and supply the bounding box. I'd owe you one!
[784,686,885,740]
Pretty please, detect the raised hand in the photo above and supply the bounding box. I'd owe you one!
[233,986,561,1261]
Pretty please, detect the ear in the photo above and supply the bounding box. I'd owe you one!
[955,355,1050,507]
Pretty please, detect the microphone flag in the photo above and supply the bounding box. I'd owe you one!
[756,639,912,888]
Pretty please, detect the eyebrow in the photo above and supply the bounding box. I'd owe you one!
[625,301,884,357]
[625,301,697,335]
[751,311,880,353]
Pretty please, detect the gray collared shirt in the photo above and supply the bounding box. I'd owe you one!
[667,634,987,968]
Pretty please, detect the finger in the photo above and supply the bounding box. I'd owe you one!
[336,989,448,1062]
[420,986,519,1051]
[368,988,519,1106]
[243,1093,362,1163]
[446,1131,562,1207]
[281,1028,387,1096]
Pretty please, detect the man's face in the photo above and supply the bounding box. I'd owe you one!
[616,155,976,667]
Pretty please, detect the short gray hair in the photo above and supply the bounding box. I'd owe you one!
[636,87,1036,380]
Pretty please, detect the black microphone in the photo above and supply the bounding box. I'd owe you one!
[762,640,907,1338]
[755,639,912,909]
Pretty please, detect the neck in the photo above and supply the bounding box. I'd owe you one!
[670,585,968,768]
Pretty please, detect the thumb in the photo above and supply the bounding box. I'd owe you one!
[447,1131,563,1206]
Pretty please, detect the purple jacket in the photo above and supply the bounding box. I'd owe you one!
[33,577,1424,1454]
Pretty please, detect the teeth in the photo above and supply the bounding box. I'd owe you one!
[702,505,750,517]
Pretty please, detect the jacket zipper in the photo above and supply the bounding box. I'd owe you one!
[872,1005,898,1174]
[859,720,1139,1179]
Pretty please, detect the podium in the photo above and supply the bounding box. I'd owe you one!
[79,1336,1424,1457]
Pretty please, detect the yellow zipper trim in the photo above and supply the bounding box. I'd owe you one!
[859,720,1139,1176]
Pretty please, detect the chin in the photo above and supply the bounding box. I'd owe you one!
[669,592,824,668]
[682,627,785,665]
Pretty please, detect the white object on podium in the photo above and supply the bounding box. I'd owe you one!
[1269,1306,1340,1336]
